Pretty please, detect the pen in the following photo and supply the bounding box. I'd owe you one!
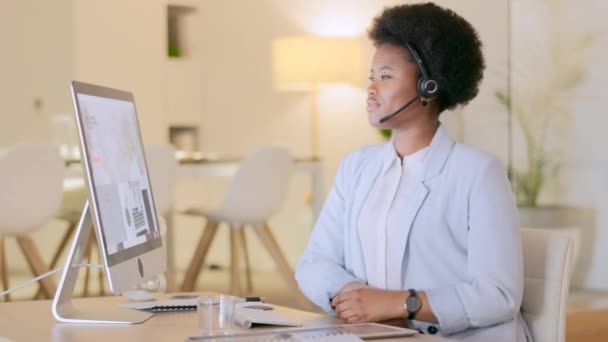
[244,296,266,302]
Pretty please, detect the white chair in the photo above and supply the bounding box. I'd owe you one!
[46,177,89,297]
[521,227,577,342]
[144,143,178,290]
[145,144,178,220]
[0,143,64,300]
[180,146,298,297]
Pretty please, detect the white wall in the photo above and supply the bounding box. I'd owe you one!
[0,0,74,146]
[73,0,166,143]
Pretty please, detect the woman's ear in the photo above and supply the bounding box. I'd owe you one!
[421,96,439,107]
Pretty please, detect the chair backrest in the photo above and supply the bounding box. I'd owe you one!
[144,144,177,218]
[219,146,292,223]
[0,143,64,234]
[521,227,576,342]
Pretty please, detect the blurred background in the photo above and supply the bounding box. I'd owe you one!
[0,0,607,338]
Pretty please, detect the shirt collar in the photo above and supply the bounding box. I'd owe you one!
[404,145,430,171]
[380,126,442,175]
[380,139,430,175]
[380,139,401,175]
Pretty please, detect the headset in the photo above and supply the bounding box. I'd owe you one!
[378,42,439,123]
[406,42,438,99]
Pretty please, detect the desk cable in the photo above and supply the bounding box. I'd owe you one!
[0,264,102,298]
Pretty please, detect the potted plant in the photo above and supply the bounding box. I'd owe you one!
[497,0,603,288]
[497,1,601,208]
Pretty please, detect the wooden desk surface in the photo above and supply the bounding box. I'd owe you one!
[0,293,451,342]
[567,308,608,342]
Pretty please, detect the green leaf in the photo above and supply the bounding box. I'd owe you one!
[378,128,392,140]
[495,90,511,110]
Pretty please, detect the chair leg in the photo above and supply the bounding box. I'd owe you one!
[0,237,10,302]
[181,221,219,292]
[164,210,177,278]
[98,255,105,295]
[229,227,242,296]
[34,221,77,299]
[252,223,305,304]
[164,270,177,293]
[237,227,253,293]
[49,222,77,269]
[15,236,56,299]
[82,233,95,297]
[95,241,105,296]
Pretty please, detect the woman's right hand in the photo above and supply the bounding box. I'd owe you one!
[339,282,367,294]
[331,282,367,309]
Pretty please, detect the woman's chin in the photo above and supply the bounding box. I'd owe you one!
[368,114,379,127]
[368,112,388,128]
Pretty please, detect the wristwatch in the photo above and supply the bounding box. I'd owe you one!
[404,289,422,320]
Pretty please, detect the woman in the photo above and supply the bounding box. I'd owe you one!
[295,3,531,341]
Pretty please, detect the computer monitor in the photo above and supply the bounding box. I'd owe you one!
[52,81,165,324]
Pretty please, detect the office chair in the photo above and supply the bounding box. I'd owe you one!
[0,143,64,300]
[521,227,577,342]
[180,146,300,298]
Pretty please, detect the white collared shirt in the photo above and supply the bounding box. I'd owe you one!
[357,142,429,290]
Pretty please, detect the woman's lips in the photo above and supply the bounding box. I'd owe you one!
[367,99,380,111]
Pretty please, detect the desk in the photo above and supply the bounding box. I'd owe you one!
[0,294,452,342]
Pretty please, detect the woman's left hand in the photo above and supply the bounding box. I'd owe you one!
[331,287,407,323]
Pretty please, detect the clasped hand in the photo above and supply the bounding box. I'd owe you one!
[331,282,406,323]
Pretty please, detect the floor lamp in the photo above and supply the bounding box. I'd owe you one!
[272,36,362,160]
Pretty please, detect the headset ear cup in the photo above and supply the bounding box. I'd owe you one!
[417,77,427,97]
[418,78,438,98]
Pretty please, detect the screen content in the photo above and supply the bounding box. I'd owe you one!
[78,94,160,255]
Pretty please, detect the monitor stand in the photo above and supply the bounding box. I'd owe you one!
[52,201,154,324]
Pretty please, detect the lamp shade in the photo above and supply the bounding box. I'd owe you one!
[272,36,362,91]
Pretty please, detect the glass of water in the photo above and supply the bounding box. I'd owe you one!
[197,294,237,336]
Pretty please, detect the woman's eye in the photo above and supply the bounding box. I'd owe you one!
[380,75,391,80]
[368,76,375,82]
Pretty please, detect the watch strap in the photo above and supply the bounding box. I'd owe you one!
[407,289,419,320]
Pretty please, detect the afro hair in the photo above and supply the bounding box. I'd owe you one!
[368,3,485,113]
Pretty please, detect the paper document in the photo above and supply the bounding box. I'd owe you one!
[186,323,417,341]
[187,327,363,341]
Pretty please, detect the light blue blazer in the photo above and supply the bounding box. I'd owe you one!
[295,126,531,341]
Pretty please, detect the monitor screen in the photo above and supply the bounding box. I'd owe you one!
[76,92,162,266]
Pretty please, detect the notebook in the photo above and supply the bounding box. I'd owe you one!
[119,299,302,328]
[119,298,198,312]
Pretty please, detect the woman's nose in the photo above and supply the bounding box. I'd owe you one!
[368,85,376,96]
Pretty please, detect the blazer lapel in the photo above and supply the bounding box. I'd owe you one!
[397,125,455,279]
[421,124,456,182]
[349,148,385,282]
[394,181,429,287]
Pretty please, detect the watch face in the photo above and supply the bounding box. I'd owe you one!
[406,296,421,312]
